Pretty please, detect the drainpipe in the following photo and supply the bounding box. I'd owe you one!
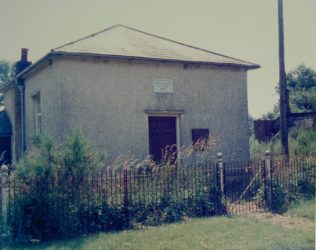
[17,80,25,155]
[15,48,31,157]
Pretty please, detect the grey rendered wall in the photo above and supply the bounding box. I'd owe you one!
[24,62,63,147]
[57,56,249,162]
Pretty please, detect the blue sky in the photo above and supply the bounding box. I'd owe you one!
[1,0,315,118]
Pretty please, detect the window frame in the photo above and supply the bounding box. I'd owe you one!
[31,91,41,135]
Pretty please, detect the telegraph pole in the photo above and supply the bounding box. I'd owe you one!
[278,0,289,157]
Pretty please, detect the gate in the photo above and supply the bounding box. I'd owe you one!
[220,152,274,214]
[224,159,266,213]
[223,153,316,214]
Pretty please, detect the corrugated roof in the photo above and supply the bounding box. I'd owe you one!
[0,110,12,136]
[52,24,259,69]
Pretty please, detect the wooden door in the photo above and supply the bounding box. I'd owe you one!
[148,117,177,162]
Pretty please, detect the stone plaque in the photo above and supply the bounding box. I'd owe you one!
[153,79,173,93]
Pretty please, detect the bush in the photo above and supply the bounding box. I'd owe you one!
[291,129,316,156]
[6,133,225,245]
[249,127,316,159]
[297,165,315,199]
[270,161,315,213]
[8,132,105,243]
[270,182,288,213]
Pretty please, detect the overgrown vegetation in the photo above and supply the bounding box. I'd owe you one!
[250,126,316,213]
[268,161,315,214]
[6,133,106,243]
[4,133,224,245]
[250,64,316,156]
[261,64,316,120]
[250,128,316,158]
[0,60,15,87]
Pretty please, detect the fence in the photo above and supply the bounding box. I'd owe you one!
[1,159,225,240]
[1,153,315,241]
[0,171,9,233]
[222,153,316,213]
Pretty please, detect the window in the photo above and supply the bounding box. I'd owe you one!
[192,128,209,151]
[32,92,41,134]
[192,129,209,144]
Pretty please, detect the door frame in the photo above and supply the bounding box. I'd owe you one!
[144,110,183,161]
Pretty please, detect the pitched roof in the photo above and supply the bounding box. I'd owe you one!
[0,24,260,91]
[0,110,12,136]
[52,24,259,69]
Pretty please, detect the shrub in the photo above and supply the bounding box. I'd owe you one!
[292,129,316,156]
[7,132,105,243]
[270,182,288,213]
[297,165,315,198]
[270,160,315,213]
[6,133,225,244]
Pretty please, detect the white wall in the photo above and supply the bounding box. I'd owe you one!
[24,61,63,146]
[52,56,250,162]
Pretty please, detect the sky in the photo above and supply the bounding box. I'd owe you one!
[0,0,315,118]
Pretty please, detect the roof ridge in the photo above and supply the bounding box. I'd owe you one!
[52,24,121,51]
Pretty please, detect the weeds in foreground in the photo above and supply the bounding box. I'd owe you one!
[5,134,225,245]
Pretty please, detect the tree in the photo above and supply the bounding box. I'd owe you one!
[287,64,316,113]
[0,60,15,87]
[0,60,15,107]
[263,65,316,120]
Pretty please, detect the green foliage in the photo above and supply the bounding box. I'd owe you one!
[296,164,316,199]
[287,64,316,113]
[260,64,316,120]
[3,212,315,250]
[269,159,315,213]
[250,128,316,158]
[287,198,315,221]
[7,135,224,245]
[130,188,224,227]
[249,135,280,159]
[297,177,315,199]
[8,132,105,244]
[261,108,279,120]
[0,60,15,87]
[248,116,254,136]
[270,182,288,213]
[290,129,316,156]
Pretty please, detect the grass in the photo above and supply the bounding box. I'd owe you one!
[287,198,315,221]
[2,200,315,250]
[249,128,316,158]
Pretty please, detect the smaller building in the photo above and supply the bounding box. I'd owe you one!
[0,108,12,165]
[254,118,280,142]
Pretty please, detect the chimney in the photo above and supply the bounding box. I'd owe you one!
[21,48,28,61]
[15,48,32,75]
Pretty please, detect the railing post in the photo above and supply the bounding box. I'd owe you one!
[123,169,129,228]
[216,153,225,208]
[264,151,272,208]
[0,165,9,232]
